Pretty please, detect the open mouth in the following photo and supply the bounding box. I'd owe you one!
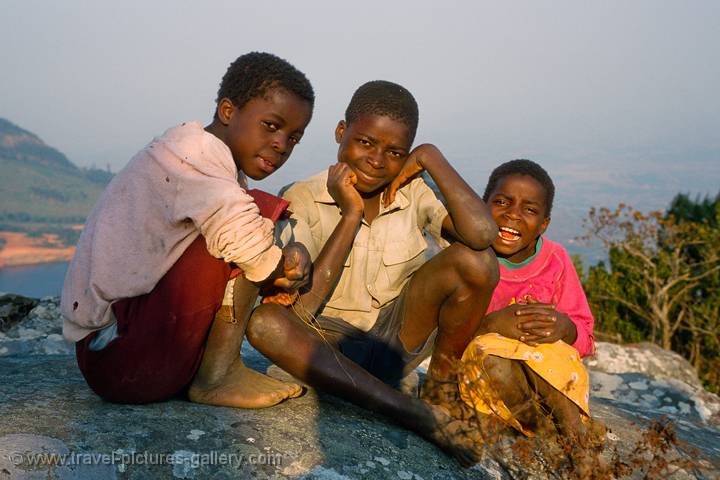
[498,226,521,241]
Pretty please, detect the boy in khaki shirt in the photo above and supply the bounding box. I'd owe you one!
[247,81,498,463]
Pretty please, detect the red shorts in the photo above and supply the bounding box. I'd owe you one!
[76,235,237,403]
[75,189,288,404]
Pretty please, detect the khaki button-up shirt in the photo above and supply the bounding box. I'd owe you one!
[277,169,448,332]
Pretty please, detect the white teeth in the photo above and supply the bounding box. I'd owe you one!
[500,227,520,235]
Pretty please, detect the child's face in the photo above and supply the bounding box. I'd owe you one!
[220,88,312,180]
[487,174,550,263]
[334,114,411,195]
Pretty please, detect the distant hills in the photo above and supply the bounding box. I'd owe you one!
[0,118,112,223]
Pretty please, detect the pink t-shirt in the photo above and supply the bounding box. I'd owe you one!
[61,122,282,342]
[489,237,595,357]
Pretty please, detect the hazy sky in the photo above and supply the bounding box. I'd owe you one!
[2,1,719,222]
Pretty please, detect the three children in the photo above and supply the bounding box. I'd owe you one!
[62,53,597,466]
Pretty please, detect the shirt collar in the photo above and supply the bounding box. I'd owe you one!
[498,236,544,270]
[379,188,410,213]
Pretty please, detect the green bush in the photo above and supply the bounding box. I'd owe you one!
[582,194,720,393]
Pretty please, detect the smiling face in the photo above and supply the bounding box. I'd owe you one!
[488,173,550,263]
[216,87,312,180]
[335,114,411,197]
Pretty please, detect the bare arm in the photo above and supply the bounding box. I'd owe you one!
[296,163,364,316]
[384,144,497,250]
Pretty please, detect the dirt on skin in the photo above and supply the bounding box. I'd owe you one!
[0,231,76,268]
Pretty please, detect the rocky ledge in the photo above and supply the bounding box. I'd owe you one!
[0,294,718,479]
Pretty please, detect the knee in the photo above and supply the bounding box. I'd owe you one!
[246,304,291,351]
[483,356,530,400]
[481,354,515,382]
[445,243,499,291]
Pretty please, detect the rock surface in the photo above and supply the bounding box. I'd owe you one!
[0,294,38,333]
[1,296,719,479]
[586,341,703,389]
[0,294,71,357]
[586,343,720,427]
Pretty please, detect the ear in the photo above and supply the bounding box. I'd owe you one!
[216,98,235,126]
[539,216,550,236]
[334,120,346,144]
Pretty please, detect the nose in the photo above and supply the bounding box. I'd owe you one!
[272,135,289,155]
[366,148,384,169]
[504,204,521,220]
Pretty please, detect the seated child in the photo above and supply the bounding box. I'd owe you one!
[61,52,314,408]
[458,159,595,450]
[246,80,499,464]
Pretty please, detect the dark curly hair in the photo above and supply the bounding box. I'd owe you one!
[345,80,419,143]
[483,159,555,217]
[216,52,314,112]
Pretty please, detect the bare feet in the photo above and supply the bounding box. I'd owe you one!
[420,376,459,408]
[418,403,483,467]
[188,359,303,409]
[420,376,478,421]
[553,418,607,479]
[588,418,607,448]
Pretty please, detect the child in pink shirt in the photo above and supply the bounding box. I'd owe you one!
[459,159,596,470]
[62,52,314,408]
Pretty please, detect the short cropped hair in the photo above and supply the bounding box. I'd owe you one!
[483,159,555,217]
[345,80,419,143]
[216,52,314,111]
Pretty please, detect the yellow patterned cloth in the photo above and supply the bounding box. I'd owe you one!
[458,333,590,436]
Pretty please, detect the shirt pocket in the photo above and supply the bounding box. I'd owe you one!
[375,230,428,306]
[325,247,365,311]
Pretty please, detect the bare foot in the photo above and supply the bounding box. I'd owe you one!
[569,446,594,479]
[555,418,607,479]
[188,360,303,409]
[588,418,607,448]
[421,376,478,422]
[410,402,482,467]
[420,376,460,409]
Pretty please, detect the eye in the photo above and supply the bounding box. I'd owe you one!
[525,207,538,215]
[262,121,278,132]
[388,150,403,158]
[493,198,508,206]
[357,138,371,146]
[289,135,301,145]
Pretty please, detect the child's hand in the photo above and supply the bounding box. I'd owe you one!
[272,242,312,291]
[486,304,541,341]
[328,163,363,217]
[382,144,438,207]
[261,289,299,306]
[514,296,577,345]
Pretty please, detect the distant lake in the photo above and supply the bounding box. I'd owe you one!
[0,246,603,301]
[0,261,68,298]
